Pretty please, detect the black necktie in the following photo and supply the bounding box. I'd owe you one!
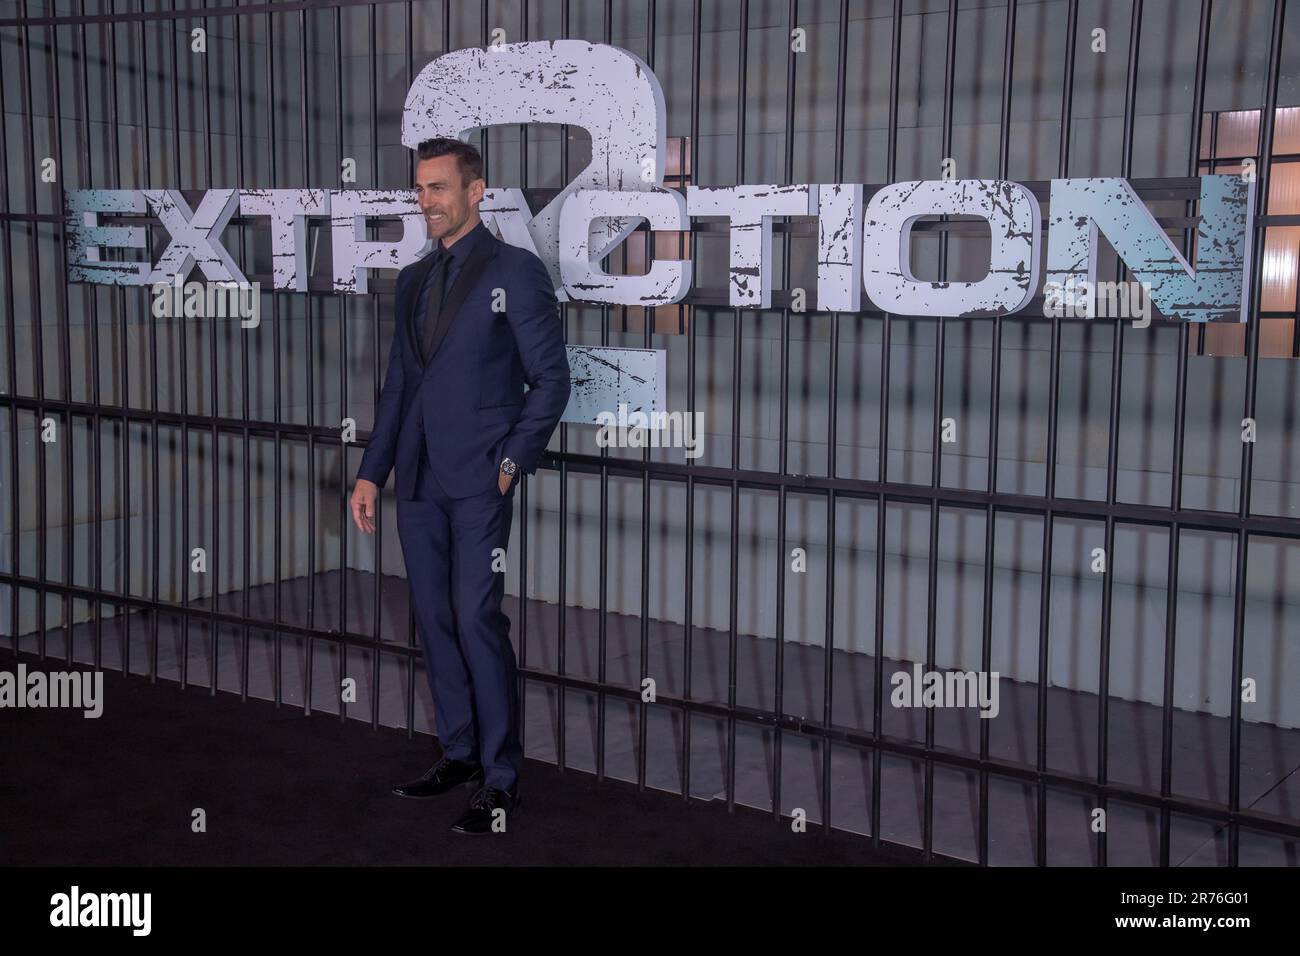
[419,249,449,364]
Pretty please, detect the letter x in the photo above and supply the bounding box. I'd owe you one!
[143,188,246,286]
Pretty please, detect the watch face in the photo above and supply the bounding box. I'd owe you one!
[501,458,517,475]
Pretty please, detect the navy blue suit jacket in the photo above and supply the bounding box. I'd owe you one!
[356,225,572,500]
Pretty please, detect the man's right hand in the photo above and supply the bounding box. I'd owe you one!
[351,478,380,534]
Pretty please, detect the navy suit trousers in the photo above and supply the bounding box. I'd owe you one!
[396,443,521,790]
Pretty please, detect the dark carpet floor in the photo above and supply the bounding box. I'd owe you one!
[0,654,944,866]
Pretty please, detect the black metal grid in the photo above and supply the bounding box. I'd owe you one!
[1,0,1298,865]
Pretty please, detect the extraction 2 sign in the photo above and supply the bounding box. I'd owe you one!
[65,40,1254,325]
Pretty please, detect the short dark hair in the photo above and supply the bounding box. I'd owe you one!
[415,138,484,186]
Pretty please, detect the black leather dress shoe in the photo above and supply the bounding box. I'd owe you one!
[391,755,484,798]
[450,784,522,835]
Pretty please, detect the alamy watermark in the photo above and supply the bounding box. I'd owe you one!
[890,662,1000,719]
[594,402,704,459]
[0,664,103,718]
[1043,278,1154,326]
[151,276,261,327]
[50,886,151,936]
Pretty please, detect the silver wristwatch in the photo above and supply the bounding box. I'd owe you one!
[499,457,517,476]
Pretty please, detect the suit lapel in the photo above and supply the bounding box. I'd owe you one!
[423,234,499,366]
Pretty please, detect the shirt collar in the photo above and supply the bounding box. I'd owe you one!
[436,220,487,265]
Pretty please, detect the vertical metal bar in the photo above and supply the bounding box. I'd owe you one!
[172,0,191,691]
[355,6,372,730]
[556,0,569,777]
[725,0,750,817]
[18,0,48,662]
[982,0,1018,868]
[406,0,426,738]
[236,7,252,704]
[594,0,613,782]
[770,0,797,822]
[78,0,104,671]
[1160,0,1208,855]
[677,129,686,340]
[205,2,220,696]
[517,0,531,759]
[300,6,322,719]
[638,0,656,794]
[301,1,319,717]
[821,0,850,838]
[268,6,283,710]
[111,1,129,676]
[592,0,612,785]
[480,0,489,176]
[1036,0,1079,867]
[1095,0,1144,870]
[1,3,18,659]
[360,0,383,723]
[47,2,74,668]
[922,0,960,864]
[871,0,902,850]
[141,9,159,683]
[681,0,702,803]
[1160,0,1212,870]
[1229,0,1285,868]
[116,5,130,671]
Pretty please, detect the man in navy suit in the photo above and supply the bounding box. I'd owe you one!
[349,138,571,835]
